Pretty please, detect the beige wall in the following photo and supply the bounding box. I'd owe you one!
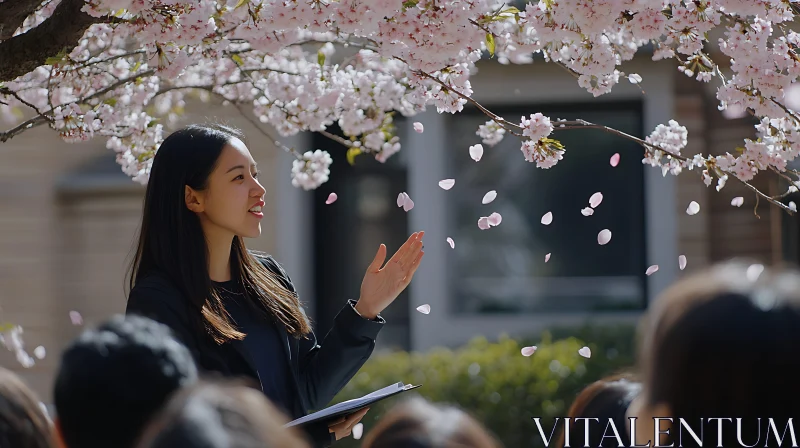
[0,101,284,402]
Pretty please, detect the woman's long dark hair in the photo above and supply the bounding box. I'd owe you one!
[128,124,311,343]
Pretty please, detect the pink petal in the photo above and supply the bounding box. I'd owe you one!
[439,179,455,190]
[446,237,455,249]
[731,196,744,207]
[403,197,414,212]
[69,311,83,326]
[478,217,491,230]
[578,346,591,358]
[416,304,431,314]
[646,265,659,276]
[469,144,484,162]
[610,153,620,167]
[686,201,700,215]
[598,229,612,245]
[544,253,551,262]
[413,122,424,133]
[487,212,502,226]
[581,207,594,216]
[589,192,603,208]
[521,346,537,357]
[482,190,497,204]
[353,423,364,440]
[325,193,338,204]
[33,346,45,360]
[541,211,553,225]
[678,255,687,270]
[397,192,407,207]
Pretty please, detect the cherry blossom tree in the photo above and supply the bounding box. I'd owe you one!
[1,0,800,206]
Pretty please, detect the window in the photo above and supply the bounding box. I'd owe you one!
[445,102,647,314]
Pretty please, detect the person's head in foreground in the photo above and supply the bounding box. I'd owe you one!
[360,396,502,448]
[629,261,800,447]
[53,314,198,448]
[135,380,310,448]
[558,373,641,448]
[0,367,57,448]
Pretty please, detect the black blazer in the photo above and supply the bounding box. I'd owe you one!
[126,254,385,447]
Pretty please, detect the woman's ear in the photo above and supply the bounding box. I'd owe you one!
[185,185,204,213]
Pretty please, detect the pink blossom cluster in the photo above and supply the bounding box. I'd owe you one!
[1,0,800,194]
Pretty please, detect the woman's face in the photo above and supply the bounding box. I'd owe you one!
[187,138,266,240]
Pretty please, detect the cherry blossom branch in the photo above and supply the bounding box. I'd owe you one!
[318,129,353,148]
[230,102,302,159]
[0,0,45,41]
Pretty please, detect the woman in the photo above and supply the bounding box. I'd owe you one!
[628,261,800,447]
[557,374,641,448]
[126,124,425,447]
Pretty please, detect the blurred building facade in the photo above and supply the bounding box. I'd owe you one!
[0,53,788,402]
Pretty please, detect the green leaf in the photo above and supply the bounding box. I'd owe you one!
[231,54,244,66]
[346,147,362,165]
[317,50,326,66]
[485,33,496,58]
[234,0,248,9]
[103,98,117,107]
[132,61,142,73]
[502,6,520,14]
[45,48,68,66]
[402,0,419,8]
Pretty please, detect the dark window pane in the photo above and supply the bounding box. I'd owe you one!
[445,102,647,314]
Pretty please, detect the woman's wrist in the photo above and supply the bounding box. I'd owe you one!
[353,300,379,320]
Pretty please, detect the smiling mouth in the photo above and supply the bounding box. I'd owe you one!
[248,205,263,217]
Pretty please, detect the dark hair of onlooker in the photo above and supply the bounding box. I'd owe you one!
[0,367,57,448]
[360,395,503,448]
[135,380,310,448]
[53,314,198,448]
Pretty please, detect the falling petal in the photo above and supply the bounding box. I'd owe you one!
[746,264,764,282]
[353,423,364,440]
[325,193,338,204]
[545,253,551,262]
[521,346,537,357]
[578,346,592,358]
[487,212,502,226]
[610,153,620,167]
[446,237,455,249]
[397,192,406,207]
[469,144,484,162]
[598,229,612,245]
[646,265,659,276]
[439,179,455,190]
[581,207,594,216]
[731,196,744,207]
[482,190,497,204]
[33,346,45,360]
[416,304,431,314]
[679,255,687,270]
[69,311,83,326]
[589,192,603,208]
[791,201,798,212]
[403,198,414,212]
[541,211,553,225]
[478,217,491,230]
[628,74,643,84]
[686,201,700,215]
[413,122,424,133]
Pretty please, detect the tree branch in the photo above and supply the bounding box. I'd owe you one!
[0,0,44,41]
[0,0,113,82]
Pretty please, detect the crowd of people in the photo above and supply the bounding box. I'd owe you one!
[0,260,797,447]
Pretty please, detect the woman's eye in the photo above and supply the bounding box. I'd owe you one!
[252,171,259,179]
[234,174,244,181]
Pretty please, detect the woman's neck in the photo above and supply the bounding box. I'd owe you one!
[206,231,234,282]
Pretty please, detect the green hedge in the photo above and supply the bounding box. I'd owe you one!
[329,324,637,447]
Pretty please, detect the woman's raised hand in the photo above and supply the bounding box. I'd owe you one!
[354,231,425,319]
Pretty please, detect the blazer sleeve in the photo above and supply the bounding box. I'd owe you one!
[262,255,385,412]
[125,277,203,363]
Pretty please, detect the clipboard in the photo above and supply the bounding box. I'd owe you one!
[285,382,422,428]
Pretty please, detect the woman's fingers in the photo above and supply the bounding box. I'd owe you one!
[387,232,423,266]
[398,240,423,268]
[328,408,370,440]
